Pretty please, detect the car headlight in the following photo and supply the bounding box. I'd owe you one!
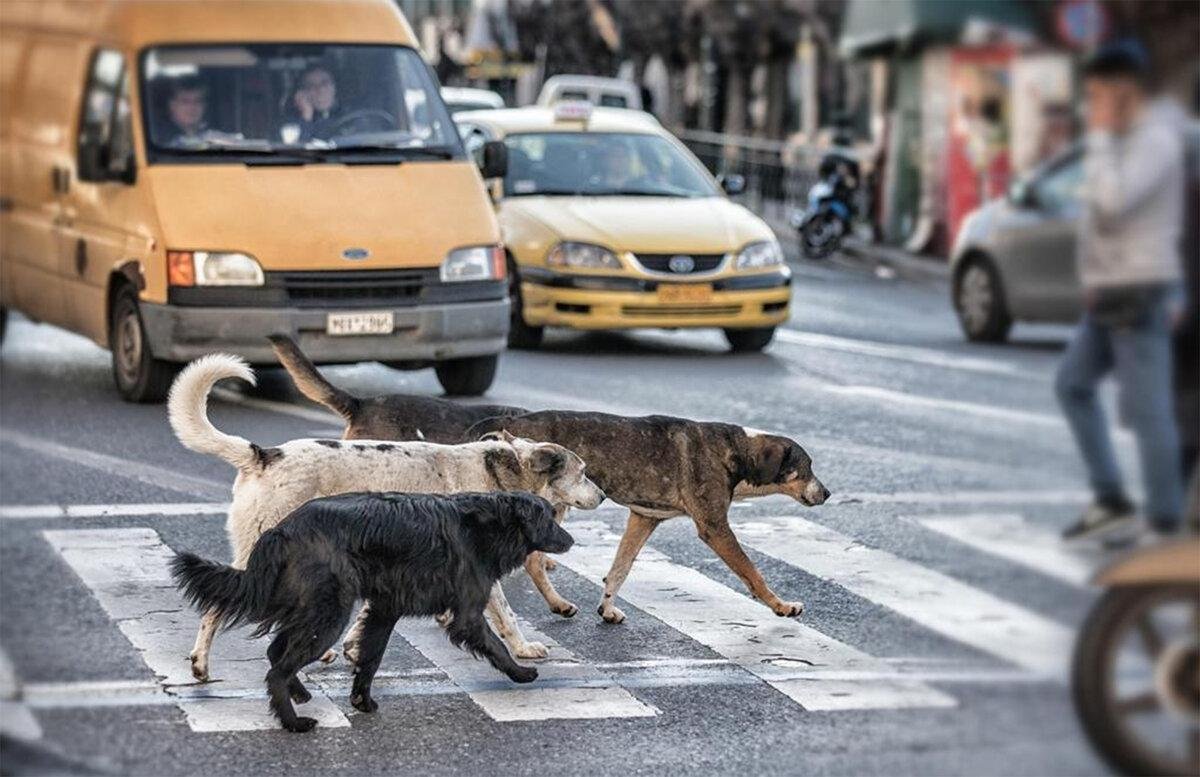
[440,245,506,282]
[167,251,264,286]
[546,242,621,270]
[735,240,784,270]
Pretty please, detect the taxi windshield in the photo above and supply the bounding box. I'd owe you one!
[140,44,462,161]
[503,132,719,198]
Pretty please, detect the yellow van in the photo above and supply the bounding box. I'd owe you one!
[0,0,509,401]
[454,105,792,351]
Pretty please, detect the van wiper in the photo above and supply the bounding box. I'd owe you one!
[329,145,457,162]
[155,146,318,165]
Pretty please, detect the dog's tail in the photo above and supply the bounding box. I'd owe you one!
[167,353,260,472]
[267,334,360,421]
[170,531,287,631]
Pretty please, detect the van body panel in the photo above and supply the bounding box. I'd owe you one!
[140,161,497,294]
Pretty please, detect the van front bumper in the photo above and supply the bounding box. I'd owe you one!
[139,298,510,365]
[519,267,791,329]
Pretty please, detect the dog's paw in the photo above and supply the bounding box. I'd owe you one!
[773,600,805,618]
[514,641,549,659]
[284,716,318,733]
[350,692,378,714]
[551,600,578,618]
[434,610,454,628]
[289,685,312,704]
[319,649,338,665]
[598,604,626,624]
[342,641,360,665]
[189,654,210,683]
[543,557,558,572]
[507,666,538,684]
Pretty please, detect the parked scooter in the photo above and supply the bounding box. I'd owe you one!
[1072,536,1199,776]
[792,140,861,260]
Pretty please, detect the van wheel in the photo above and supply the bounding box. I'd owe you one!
[724,326,776,353]
[954,255,1012,343]
[435,354,498,397]
[507,260,544,349]
[111,286,177,403]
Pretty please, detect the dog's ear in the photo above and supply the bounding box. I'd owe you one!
[529,444,566,475]
[483,447,524,491]
[747,439,787,485]
[479,429,516,443]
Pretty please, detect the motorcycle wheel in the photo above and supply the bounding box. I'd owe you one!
[1072,584,1200,777]
[800,212,842,260]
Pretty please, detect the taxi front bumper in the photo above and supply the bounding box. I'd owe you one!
[519,267,791,329]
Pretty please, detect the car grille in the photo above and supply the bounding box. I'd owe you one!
[279,269,437,307]
[632,253,726,274]
[621,304,742,317]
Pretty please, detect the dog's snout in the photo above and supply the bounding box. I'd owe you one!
[547,525,575,553]
[819,485,831,503]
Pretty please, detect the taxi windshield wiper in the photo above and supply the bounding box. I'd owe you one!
[585,189,695,198]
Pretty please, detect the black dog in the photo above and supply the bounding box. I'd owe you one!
[171,491,573,732]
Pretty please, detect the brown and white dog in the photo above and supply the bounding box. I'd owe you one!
[168,354,604,681]
[271,336,830,626]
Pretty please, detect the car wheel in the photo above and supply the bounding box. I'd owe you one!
[506,259,544,349]
[110,284,177,403]
[435,354,498,397]
[954,255,1012,343]
[723,326,776,353]
[0,306,7,345]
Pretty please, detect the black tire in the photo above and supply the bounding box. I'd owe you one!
[954,254,1012,343]
[0,306,7,345]
[110,284,177,403]
[724,326,776,353]
[435,353,498,397]
[800,212,842,259]
[1072,584,1200,777]
[506,258,544,349]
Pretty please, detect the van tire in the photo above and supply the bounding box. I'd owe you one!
[110,285,177,403]
[724,326,775,352]
[435,354,497,397]
[507,259,543,349]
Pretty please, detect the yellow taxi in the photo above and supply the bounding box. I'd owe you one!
[455,104,792,351]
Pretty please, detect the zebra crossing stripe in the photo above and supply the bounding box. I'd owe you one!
[393,619,657,721]
[41,528,350,732]
[915,514,1097,588]
[731,516,1075,677]
[557,521,956,711]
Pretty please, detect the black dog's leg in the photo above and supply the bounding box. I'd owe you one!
[447,611,537,684]
[266,606,352,732]
[349,607,399,714]
[267,633,311,704]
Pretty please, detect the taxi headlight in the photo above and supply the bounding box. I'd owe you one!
[440,245,506,282]
[546,242,621,270]
[167,251,264,286]
[735,240,784,270]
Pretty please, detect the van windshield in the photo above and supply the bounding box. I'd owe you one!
[140,44,462,162]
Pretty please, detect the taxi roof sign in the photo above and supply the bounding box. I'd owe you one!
[552,100,594,123]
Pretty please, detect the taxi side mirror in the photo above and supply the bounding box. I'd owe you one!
[480,140,508,180]
[717,173,746,195]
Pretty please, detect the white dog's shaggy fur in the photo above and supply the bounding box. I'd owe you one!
[169,353,604,682]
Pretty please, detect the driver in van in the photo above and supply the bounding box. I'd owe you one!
[289,63,343,141]
[161,77,209,147]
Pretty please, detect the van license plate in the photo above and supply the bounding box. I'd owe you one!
[326,311,394,336]
[657,283,712,303]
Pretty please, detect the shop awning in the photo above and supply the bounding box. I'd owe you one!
[838,0,1041,58]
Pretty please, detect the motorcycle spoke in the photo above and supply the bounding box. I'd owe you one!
[1115,690,1160,715]
[1135,612,1165,659]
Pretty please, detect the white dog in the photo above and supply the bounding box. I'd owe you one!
[169,354,604,682]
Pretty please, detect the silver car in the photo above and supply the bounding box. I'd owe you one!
[950,148,1084,342]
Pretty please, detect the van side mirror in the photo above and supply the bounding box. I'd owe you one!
[479,140,507,179]
[717,173,746,195]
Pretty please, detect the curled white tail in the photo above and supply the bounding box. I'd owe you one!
[167,354,259,471]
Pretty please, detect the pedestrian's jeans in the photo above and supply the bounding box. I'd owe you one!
[1054,290,1184,531]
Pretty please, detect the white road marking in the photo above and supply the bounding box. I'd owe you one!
[0,503,229,520]
[774,329,1035,379]
[915,514,1098,588]
[832,490,1093,506]
[731,515,1074,677]
[1,429,229,500]
[41,527,350,731]
[0,645,42,741]
[392,616,657,721]
[824,385,1063,428]
[558,521,956,711]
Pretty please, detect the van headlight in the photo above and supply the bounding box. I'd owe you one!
[546,242,621,270]
[440,245,506,282]
[735,240,784,270]
[167,251,264,286]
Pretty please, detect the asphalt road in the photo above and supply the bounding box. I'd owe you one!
[0,253,1128,775]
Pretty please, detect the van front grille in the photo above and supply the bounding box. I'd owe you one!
[280,269,436,307]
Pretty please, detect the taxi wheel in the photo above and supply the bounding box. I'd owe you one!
[435,354,498,397]
[507,259,544,350]
[724,326,776,353]
[110,285,177,403]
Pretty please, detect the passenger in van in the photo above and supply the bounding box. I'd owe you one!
[289,63,343,141]
[161,77,210,147]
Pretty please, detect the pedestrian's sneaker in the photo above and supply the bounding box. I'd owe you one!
[1061,497,1137,543]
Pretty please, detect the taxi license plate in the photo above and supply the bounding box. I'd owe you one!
[657,283,713,303]
[326,311,394,336]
